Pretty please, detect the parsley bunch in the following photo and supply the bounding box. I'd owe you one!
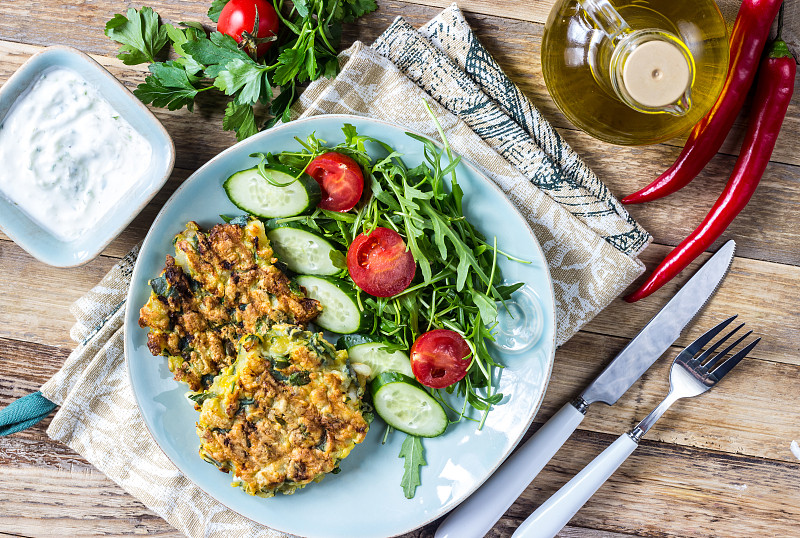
[104,1,376,140]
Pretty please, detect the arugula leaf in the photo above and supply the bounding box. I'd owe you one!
[470,289,498,326]
[399,435,426,499]
[330,250,347,270]
[223,102,259,141]
[134,62,199,111]
[495,282,525,300]
[207,0,230,23]
[105,7,168,65]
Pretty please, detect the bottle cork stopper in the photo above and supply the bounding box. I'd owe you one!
[622,40,690,108]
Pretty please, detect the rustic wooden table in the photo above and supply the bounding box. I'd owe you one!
[1,1,799,537]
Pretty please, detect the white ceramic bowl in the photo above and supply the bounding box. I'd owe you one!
[0,46,175,267]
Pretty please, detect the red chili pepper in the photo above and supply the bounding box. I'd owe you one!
[621,0,783,205]
[625,38,795,303]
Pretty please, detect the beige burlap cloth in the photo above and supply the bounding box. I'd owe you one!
[39,4,650,536]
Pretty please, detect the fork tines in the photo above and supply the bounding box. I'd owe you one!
[687,315,760,382]
[708,337,760,382]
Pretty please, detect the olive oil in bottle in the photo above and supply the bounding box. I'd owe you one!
[542,0,729,145]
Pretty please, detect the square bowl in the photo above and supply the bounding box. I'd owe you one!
[0,45,175,267]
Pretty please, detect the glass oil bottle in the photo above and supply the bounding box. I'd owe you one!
[541,0,730,145]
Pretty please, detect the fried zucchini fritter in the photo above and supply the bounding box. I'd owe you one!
[196,325,369,497]
[138,218,322,391]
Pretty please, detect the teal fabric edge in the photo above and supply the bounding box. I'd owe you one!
[0,391,57,436]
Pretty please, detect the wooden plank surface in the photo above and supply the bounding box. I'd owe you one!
[1,0,799,537]
[3,1,800,168]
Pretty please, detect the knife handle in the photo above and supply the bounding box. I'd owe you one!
[511,433,639,538]
[434,401,587,538]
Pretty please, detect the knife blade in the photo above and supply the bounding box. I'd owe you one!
[580,239,736,406]
[434,240,736,538]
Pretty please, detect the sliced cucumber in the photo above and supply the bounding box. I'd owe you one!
[295,275,369,334]
[370,372,448,437]
[338,335,413,381]
[223,165,320,218]
[336,333,379,350]
[267,225,342,276]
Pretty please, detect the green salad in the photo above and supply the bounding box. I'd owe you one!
[222,118,528,497]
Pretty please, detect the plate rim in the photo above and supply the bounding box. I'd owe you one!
[124,113,556,536]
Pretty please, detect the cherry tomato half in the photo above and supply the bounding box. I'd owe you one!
[217,0,279,58]
[306,152,364,212]
[346,227,415,297]
[410,329,472,389]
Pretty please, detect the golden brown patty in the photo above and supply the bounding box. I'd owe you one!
[138,219,322,391]
[196,325,369,497]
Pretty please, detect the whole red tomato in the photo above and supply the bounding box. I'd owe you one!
[217,0,280,58]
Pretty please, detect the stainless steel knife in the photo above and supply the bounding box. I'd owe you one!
[435,240,736,538]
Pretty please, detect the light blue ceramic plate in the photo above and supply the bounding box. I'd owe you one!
[124,114,556,538]
[0,46,174,267]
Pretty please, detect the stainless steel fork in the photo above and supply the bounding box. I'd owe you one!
[512,315,760,538]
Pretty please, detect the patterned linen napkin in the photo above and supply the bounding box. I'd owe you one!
[28,5,649,537]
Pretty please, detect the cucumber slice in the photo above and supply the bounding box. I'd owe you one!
[336,333,379,350]
[223,165,320,218]
[370,372,448,437]
[267,225,341,276]
[295,275,369,334]
[338,336,413,381]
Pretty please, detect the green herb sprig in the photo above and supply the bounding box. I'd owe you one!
[399,435,425,499]
[104,1,377,140]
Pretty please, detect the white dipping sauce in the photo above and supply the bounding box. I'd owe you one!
[0,67,152,241]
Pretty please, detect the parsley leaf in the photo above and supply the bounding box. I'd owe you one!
[399,435,426,499]
[134,61,199,111]
[163,24,205,75]
[207,0,230,23]
[340,0,379,22]
[214,59,272,105]
[223,102,259,141]
[323,57,340,79]
[182,32,252,78]
[266,84,296,127]
[273,47,307,86]
[105,7,168,65]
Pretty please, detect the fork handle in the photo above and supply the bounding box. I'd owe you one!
[511,433,639,538]
[434,401,586,538]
